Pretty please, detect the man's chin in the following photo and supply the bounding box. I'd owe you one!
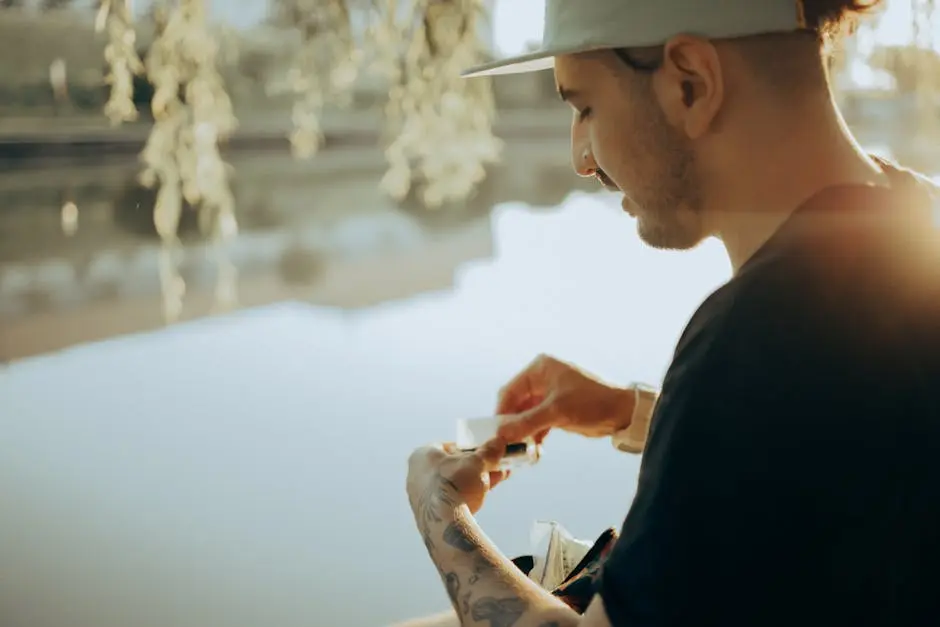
[625,197,706,250]
[635,217,705,252]
[620,196,638,217]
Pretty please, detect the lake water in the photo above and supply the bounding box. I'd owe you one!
[0,152,737,626]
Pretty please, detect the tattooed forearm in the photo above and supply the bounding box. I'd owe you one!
[411,475,579,627]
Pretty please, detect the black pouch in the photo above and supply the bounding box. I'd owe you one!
[511,527,618,615]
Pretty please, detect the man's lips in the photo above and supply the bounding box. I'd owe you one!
[595,171,632,213]
[595,171,619,191]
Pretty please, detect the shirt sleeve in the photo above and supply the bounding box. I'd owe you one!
[595,286,853,626]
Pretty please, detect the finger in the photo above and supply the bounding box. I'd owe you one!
[488,469,511,489]
[496,359,547,414]
[533,428,550,445]
[497,399,559,442]
[496,380,532,415]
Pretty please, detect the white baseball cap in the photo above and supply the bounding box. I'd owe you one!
[463,0,807,77]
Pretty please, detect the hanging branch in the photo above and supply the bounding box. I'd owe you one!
[95,0,145,126]
[363,0,403,82]
[139,0,239,322]
[275,0,502,208]
[269,0,361,158]
[378,0,502,208]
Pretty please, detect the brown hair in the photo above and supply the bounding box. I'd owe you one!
[798,0,885,36]
[613,0,885,87]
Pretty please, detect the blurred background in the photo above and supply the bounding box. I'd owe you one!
[0,1,937,626]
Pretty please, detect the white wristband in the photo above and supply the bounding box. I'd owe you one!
[611,382,658,454]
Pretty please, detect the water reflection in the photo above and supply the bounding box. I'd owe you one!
[1,145,605,358]
[1,183,731,626]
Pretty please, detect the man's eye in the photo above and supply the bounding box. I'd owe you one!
[578,107,592,121]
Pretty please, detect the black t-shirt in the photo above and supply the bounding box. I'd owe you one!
[597,164,940,627]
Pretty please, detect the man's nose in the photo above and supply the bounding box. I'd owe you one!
[572,144,598,178]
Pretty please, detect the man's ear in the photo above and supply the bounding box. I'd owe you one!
[654,35,724,140]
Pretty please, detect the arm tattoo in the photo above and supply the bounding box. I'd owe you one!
[441,570,472,617]
[470,596,528,627]
[415,472,459,552]
[444,571,461,608]
[443,521,477,553]
[469,554,492,584]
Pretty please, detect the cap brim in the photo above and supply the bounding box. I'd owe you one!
[461,44,613,78]
[461,50,556,78]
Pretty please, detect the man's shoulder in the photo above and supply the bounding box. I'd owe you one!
[874,156,940,204]
[673,174,940,385]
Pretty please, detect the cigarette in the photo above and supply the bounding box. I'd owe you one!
[460,442,530,456]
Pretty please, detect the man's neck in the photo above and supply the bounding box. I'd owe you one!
[707,99,889,274]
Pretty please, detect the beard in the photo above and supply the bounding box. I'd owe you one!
[627,97,706,251]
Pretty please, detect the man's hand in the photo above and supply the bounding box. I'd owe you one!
[496,354,636,443]
[406,439,510,519]
[404,439,586,627]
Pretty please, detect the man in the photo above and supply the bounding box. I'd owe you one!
[404,1,940,626]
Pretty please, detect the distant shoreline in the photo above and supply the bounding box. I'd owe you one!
[0,107,570,162]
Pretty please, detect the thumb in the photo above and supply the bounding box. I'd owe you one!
[497,398,559,442]
[475,437,508,471]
